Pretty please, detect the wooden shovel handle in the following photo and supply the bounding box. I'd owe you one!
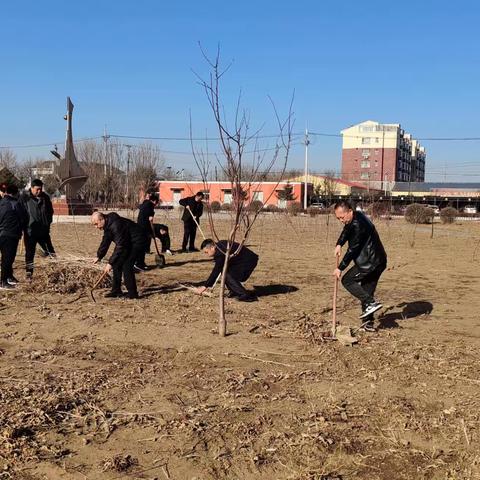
[150,222,162,256]
[332,255,340,336]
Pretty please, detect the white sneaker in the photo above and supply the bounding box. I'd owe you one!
[360,302,383,318]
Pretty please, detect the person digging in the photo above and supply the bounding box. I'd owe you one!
[333,200,387,332]
[193,239,258,302]
[91,211,147,299]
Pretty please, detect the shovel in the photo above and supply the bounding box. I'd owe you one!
[89,270,110,303]
[187,206,207,240]
[332,255,340,337]
[150,222,166,268]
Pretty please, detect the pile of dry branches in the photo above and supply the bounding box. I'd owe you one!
[29,261,110,294]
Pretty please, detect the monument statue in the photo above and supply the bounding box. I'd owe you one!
[51,98,92,215]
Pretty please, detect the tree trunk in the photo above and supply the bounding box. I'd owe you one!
[218,247,231,337]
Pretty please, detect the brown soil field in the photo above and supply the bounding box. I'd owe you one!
[1,213,479,480]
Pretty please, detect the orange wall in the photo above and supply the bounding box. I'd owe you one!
[156,181,306,207]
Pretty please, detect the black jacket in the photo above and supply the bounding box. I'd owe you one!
[336,211,387,273]
[19,190,54,236]
[97,213,147,266]
[137,200,155,232]
[205,241,259,287]
[0,195,28,239]
[179,195,203,222]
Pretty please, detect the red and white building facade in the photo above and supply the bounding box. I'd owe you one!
[156,180,308,208]
[341,120,426,190]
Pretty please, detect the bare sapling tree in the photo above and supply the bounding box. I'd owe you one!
[191,47,294,336]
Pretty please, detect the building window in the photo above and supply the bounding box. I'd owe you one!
[362,149,370,157]
[361,160,370,168]
[223,189,232,204]
[361,137,371,144]
[360,172,370,180]
[374,149,379,155]
[252,191,264,203]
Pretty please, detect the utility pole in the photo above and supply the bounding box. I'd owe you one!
[125,144,132,202]
[102,124,110,176]
[303,128,310,210]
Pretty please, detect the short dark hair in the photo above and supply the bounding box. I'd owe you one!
[0,183,7,193]
[195,191,205,198]
[334,200,353,211]
[6,184,18,195]
[31,179,44,188]
[200,238,215,250]
[150,193,159,203]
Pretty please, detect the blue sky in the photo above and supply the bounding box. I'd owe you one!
[1,0,480,180]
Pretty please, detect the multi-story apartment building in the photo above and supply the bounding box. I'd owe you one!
[341,120,426,189]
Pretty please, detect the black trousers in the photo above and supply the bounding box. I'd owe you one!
[341,263,386,316]
[182,220,197,250]
[225,258,258,297]
[0,236,19,282]
[111,246,142,297]
[154,224,171,252]
[25,232,56,273]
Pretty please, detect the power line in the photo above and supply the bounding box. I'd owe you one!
[0,136,103,150]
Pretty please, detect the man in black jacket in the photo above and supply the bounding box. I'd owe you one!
[91,211,147,299]
[19,179,55,278]
[179,192,204,252]
[0,184,28,289]
[136,192,159,270]
[333,201,387,331]
[194,239,258,302]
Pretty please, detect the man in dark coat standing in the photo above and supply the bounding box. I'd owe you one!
[91,211,147,299]
[19,179,55,278]
[194,239,258,302]
[0,184,28,289]
[333,200,387,331]
[136,192,159,270]
[179,192,204,252]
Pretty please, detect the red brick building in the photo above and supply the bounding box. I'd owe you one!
[156,180,308,208]
[341,120,426,190]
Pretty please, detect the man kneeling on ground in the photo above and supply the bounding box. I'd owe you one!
[91,211,147,299]
[194,239,258,302]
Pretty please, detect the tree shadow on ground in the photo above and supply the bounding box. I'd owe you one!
[378,301,433,329]
[140,283,188,298]
[252,284,299,297]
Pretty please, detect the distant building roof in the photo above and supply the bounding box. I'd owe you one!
[393,182,480,192]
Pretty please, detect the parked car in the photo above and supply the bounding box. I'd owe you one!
[463,205,478,214]
[310,202,325,209]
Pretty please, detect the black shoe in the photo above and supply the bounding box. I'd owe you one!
[7,277,19,286]
[226,290,239,298]
[188,247,200,252]
[236,294,258,303]
[180,249,188,253]
[360,301,382,318]
[104,291,123,298]
[127,293,139,299]
[0,282,15,290]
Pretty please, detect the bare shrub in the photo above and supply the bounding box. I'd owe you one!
[287,202,303,216]
[248,200,264,212]
[307,206,322,217]
[440,206,458,224]
[405,204,434,224]
[221,202,233,211]
[265,204,279,213]
[371,201,390,219]
[210,201,221,212]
